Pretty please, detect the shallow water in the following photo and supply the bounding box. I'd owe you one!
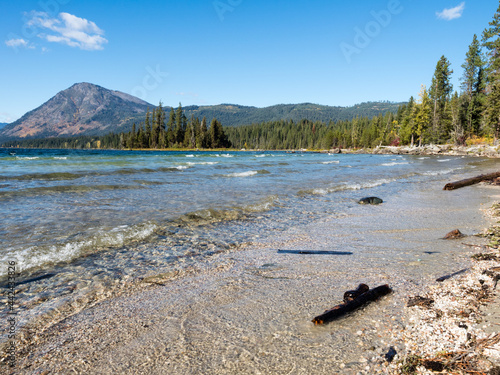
[0,148,497,350]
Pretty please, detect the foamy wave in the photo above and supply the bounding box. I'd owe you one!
[16,156,39,160]
[381,162,410,166]
[225,171,259,177]
[437,159,451,162]
[186,162,218,166]
[185,154,195,158]
[215,154,234,158]
[298,178,393,196]
[421,167,462,176]
[53,157,68,160]
[3,222,159,276]
[322,161,340,164]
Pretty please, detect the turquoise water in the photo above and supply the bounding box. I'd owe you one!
[0,148,492,340]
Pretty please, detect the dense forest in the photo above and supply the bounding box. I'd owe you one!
[121,103,230,149]
[3,3,500,151]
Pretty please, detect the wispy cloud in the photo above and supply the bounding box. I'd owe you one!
[436,2,465,21]
[5,38,33,49]
[26,11,108,50]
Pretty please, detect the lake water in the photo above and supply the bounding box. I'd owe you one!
[0,148,496,348]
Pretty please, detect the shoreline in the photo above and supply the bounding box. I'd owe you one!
[3,143,500,158]
[4,176,500,374]
[390,192,500,374]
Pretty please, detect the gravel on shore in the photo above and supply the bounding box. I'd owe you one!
[339,144,500,158]
[379,200,500,374]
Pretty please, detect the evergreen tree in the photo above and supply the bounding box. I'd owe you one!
[156,102,166,148]
[429,55,453,142]
[166,107,176,147]
[483,2,500,138]
[174,103,187,146]
[414,85,432,147]
[461,34,486,136]
[197,116,208,148]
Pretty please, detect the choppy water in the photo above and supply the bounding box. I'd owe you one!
[0,148,496,345]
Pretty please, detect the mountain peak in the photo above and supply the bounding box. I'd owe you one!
[1,83,153,139]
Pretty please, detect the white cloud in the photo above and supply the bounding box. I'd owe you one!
[436,2,465,21]
[5,38,32,49]
[26,11,107,50]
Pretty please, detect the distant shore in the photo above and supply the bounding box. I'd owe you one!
[3,143,500,158]
[337,144,500,158]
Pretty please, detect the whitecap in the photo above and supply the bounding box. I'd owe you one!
[225,171,258,177]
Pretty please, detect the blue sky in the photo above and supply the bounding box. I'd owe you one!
[1,0,498,123]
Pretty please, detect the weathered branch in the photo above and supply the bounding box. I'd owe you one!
[443,172,500,190]
[277,250,353,255]
[312,284,392,325]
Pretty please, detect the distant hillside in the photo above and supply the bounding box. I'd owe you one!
[0,123,8,130]
[182,102,402,127]
[0,82,403,141]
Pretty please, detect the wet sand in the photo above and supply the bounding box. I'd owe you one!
[8,178,499,374]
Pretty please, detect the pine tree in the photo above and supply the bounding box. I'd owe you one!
[197,116,208,148]
[461,34,486,137]
[414,85,432,147]
[429,55,453,143]
[483,2,500,138]
[156,102,166,148]
[174,103,186,146]
[166,107,176,147]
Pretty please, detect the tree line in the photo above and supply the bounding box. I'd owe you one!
[121,103,230,149]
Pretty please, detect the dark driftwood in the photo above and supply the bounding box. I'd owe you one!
[436,268,468,282]
[312,284,392,325]
[443,172,500,190]
[343,283,369,302]
[277,250,353,255]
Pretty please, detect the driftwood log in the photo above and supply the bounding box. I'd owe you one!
[312,284,392,325]
[436,268,468,282]
[277,250,353,255]
[443,171,500,190]
[343,283,369,302]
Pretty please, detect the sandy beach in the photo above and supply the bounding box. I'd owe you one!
[5,169,500,374]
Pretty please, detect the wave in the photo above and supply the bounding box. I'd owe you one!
[297,178,394,196]
[178,196,279,225]
[185,162,218,166]
[437,159,452,162]
[224,170,270,178]
[53,156,68,160]
[16,156,39,160]
[322,161,340,164]
[0,184,138,200]
[381,162,410,166]
[1,222,159,276]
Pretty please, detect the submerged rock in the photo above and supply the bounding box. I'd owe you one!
[443,229,465,239]
[358,197,383,205]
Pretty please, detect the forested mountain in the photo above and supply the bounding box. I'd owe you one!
[0,123,8,130]
[181,102,402,127]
